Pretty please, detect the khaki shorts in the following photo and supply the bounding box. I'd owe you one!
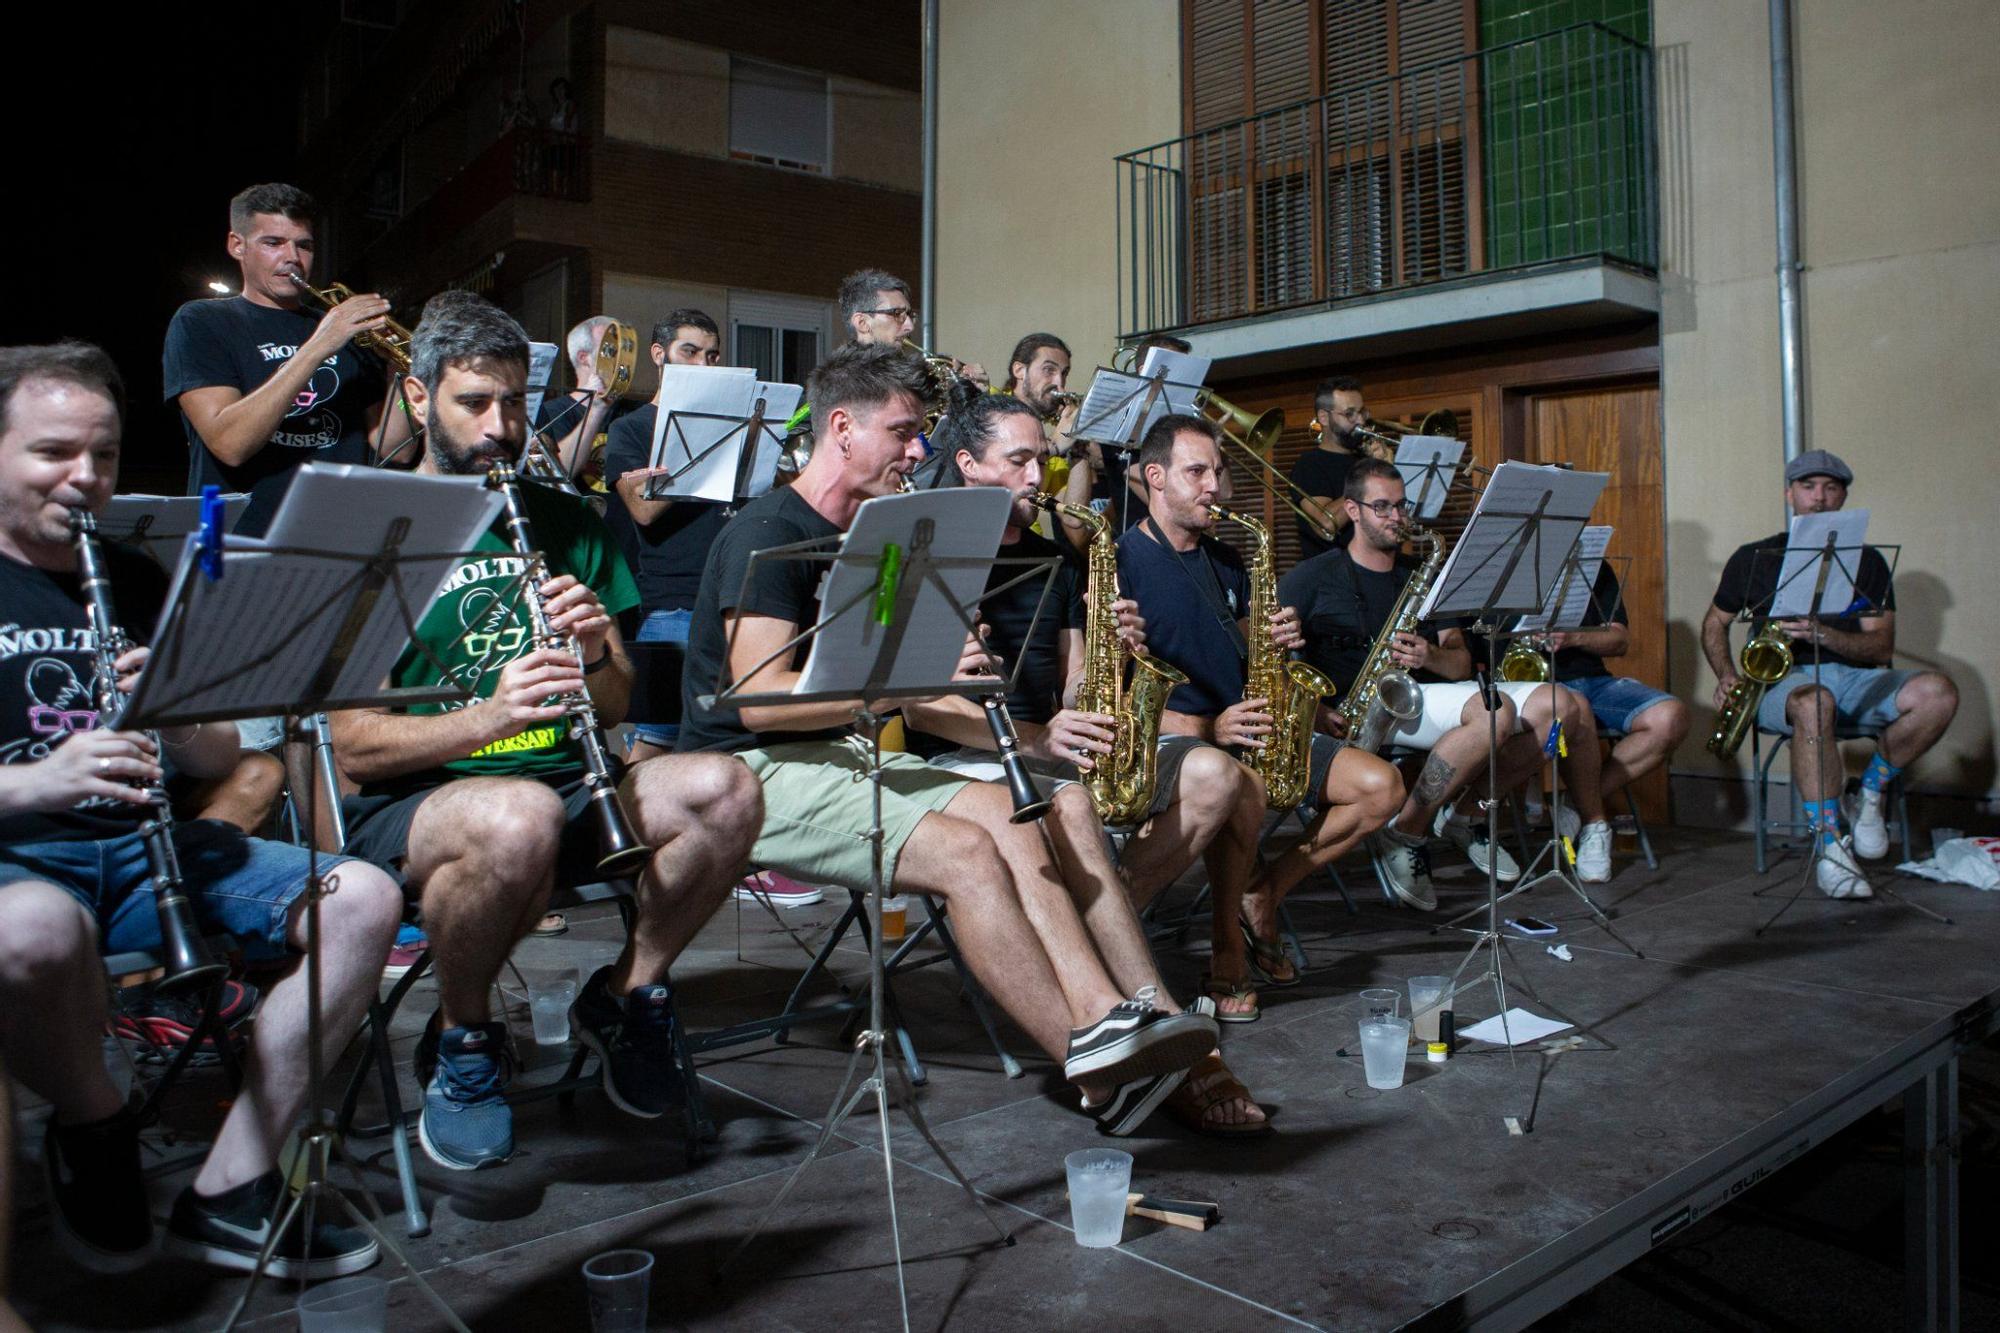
[738,737,974,890]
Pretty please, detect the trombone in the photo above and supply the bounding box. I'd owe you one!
[1350,408,1461,458]
[1192,390,1345,545]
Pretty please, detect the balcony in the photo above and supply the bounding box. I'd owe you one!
[1115,23,1656,341]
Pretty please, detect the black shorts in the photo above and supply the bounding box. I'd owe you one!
[341,765,622,896]
[1132,731,1347,825]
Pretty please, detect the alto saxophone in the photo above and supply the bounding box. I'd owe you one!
[1208,505,1336,810]
[1707,619,1794,757]
[1029,495,1186,825]
[1338,524,1446,754]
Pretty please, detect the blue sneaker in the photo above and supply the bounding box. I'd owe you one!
[572,966,685,1119]
[418,1022,515,1171]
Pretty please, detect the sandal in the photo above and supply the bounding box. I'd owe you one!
[1162,1053,1271,1138]
[531,912,568,938]
[1200,973,1260,1024]
[1237,916,1300,988]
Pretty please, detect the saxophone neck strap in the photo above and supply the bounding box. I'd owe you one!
[1144,516,1247,661]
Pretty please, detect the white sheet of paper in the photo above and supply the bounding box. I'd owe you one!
[1136,346,1212,393]
[794,488,1014,697]
[1073,367,1207,447]
[1770,508,1870,618]
[742,380,802,500]
[1420,463,1608,620]
[1459,1008,1573,1046]
[99,494,247,569]
[525,342,560,423]
[649,366,763,502]
[1517,524,1613,632]
[262,464,503,560]
[1393,437,1465,521]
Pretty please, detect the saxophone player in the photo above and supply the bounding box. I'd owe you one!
[1119,416,1403,1013]
[1279,460,1614,910]
[328,295,765,1172]
[1702,450,1957,899]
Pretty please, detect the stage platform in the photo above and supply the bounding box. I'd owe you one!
[14,826,2000,1331]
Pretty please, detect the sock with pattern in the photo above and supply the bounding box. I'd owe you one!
[1802,798,1842,845]
[1862,753,1902,793]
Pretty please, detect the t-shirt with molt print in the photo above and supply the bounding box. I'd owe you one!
[0,543,168,844]
[163,296,386,494]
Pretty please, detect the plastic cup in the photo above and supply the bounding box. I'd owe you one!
[1359,988,1400,1023]
[1359,1017,1411,1090]
[879,895,909,943]
[1064,1148,1132,1248]
[1407,975,1450,1044]
[297,1275,388,1332]
[582,1248,654,1332]
[530,977,577,1046]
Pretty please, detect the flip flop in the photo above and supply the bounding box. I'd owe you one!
[530,912,568,938]
[1238,916,1301,988]
[1200,973,1260,1024]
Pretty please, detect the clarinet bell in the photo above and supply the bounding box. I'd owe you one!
[1003,753,1053,824]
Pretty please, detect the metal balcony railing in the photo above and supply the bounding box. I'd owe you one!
[1115,22,1655,338]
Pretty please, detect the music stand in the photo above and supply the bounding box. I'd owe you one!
[1392,436,1464,524]
[1072,360,1204,533]
[706,490,1059,1333]
[1414,463,1608,1085]
[126,506,506,1331]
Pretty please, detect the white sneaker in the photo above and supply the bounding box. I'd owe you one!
[1435,809,1520,882]
[1575,821,1614,883]
[1849,788,1890,860]
[1374,837,1437,912]
[1815,837,1875,900]
[1552,805,1581,842]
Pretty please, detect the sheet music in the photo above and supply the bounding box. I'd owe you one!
[100,494,247,568]
[262,463,503,579]
[647,365,789,503]
[1392,437,1465,521]
[794,488,1013,696]
[1770,508,1869,618]
[1420,462,1608,620]
[1136,346,1212,391]
[1516,525,1612,631]
[525,341,560,423]
[1073,367,1207,447]
[742,380,800,499]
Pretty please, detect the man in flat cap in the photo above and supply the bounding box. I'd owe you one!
[1702,450,1958,898]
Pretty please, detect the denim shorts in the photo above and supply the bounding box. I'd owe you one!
[0,821,358,960]
[631,608,692,748]
[1757,663,1916,735]
[1566,674,1677,735]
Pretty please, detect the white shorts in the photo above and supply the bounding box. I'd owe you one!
[1385,680,1553,751]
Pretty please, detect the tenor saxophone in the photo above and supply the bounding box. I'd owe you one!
[1338,524,1446,754]
[1208,505,1336,810]
[1029,495,1187,824]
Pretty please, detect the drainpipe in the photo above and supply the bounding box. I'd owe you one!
[921,0,939,351]
[1769,0,1805,491]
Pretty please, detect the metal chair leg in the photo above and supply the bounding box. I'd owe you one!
[1623,785,1659,871]
[924,901,1023,1078]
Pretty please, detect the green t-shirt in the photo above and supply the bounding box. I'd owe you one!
[383,481,639,784]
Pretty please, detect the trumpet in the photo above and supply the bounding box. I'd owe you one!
[899,338,974,432]
[286,273,415,373]
[1192,390,1345,546]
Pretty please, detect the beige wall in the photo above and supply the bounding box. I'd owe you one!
[933,0,1182,376]
[1657,0,2000,802]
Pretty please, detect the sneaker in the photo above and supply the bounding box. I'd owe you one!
[166,1171,378,1280]
[110,978,258,1067]
[1085,1067,1190,1137]
[1063,993,1214,1083]
[733,870,826,908]
[1375,836,1437,912]
[1815,836,1875,900]
[572,966,685,1119]
[419,1022,515,1171]
[1576,821,1614,884]
[381,937,429,982]
[1436,811,1520,883]
[44,1109,153,1273]
[1850,787,1891,860]
[1553,805,1582,842]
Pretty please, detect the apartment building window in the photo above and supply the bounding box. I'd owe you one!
[731,294,830,384]
[729,58,829,173]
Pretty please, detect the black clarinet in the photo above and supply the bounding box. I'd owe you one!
[982,695,1052,824]
[486,466,652,876]
[69,510,226,994]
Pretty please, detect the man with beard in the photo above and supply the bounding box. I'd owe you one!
[1285,375,1380,561]
[328,296,763,1172]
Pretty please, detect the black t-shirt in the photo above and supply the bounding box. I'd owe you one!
[602,405,733,612]
[1549,562,1629,682]
[1288,448,1356,561]
[1115,520,1251,719]
[1713,531,1895,670]
[676,487,845,754]
[162,296,384,494]
[1279,547,1451,705]
[0,544,168,845]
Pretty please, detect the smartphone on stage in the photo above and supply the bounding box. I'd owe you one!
[1506,916,1558,936]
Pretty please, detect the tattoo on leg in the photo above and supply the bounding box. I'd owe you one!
[1413,754,1457,808]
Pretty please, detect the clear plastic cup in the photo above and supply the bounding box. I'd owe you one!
[297,1274,388,1332]
[1064,1148,1132,1248]
[1359,988,1400,1023]
[1407,975,1450,1044]
[1359,1017,1412,1090]
[880,895,909,943]
[531,977,577,1046]
[583,1248,654,1332]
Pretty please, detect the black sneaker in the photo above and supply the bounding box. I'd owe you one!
[166,1171,379,1280]
[1085,1067,1191,1137]
[1063,996,1213,1083]
[44,1108,153,1273]
[572,965,685,1119]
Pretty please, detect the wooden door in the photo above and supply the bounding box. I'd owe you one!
[1525,381,1669,821]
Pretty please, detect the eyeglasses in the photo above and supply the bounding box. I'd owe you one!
[1357,499,1412,517]
[860,306,917,322]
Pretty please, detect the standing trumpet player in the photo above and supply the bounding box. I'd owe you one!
[0,342,402,1278]
[1702,450,1957,898]
[329,296,763,1172]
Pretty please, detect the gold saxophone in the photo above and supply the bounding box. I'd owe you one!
[1209,505,1336,809]
[1707,620,1794,757]
[1029,496,1187,824]
[1338,524,1446,754]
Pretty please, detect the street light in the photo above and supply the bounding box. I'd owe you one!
[207,281,231,294]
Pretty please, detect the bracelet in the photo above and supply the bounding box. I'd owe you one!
[583,648,612,675]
